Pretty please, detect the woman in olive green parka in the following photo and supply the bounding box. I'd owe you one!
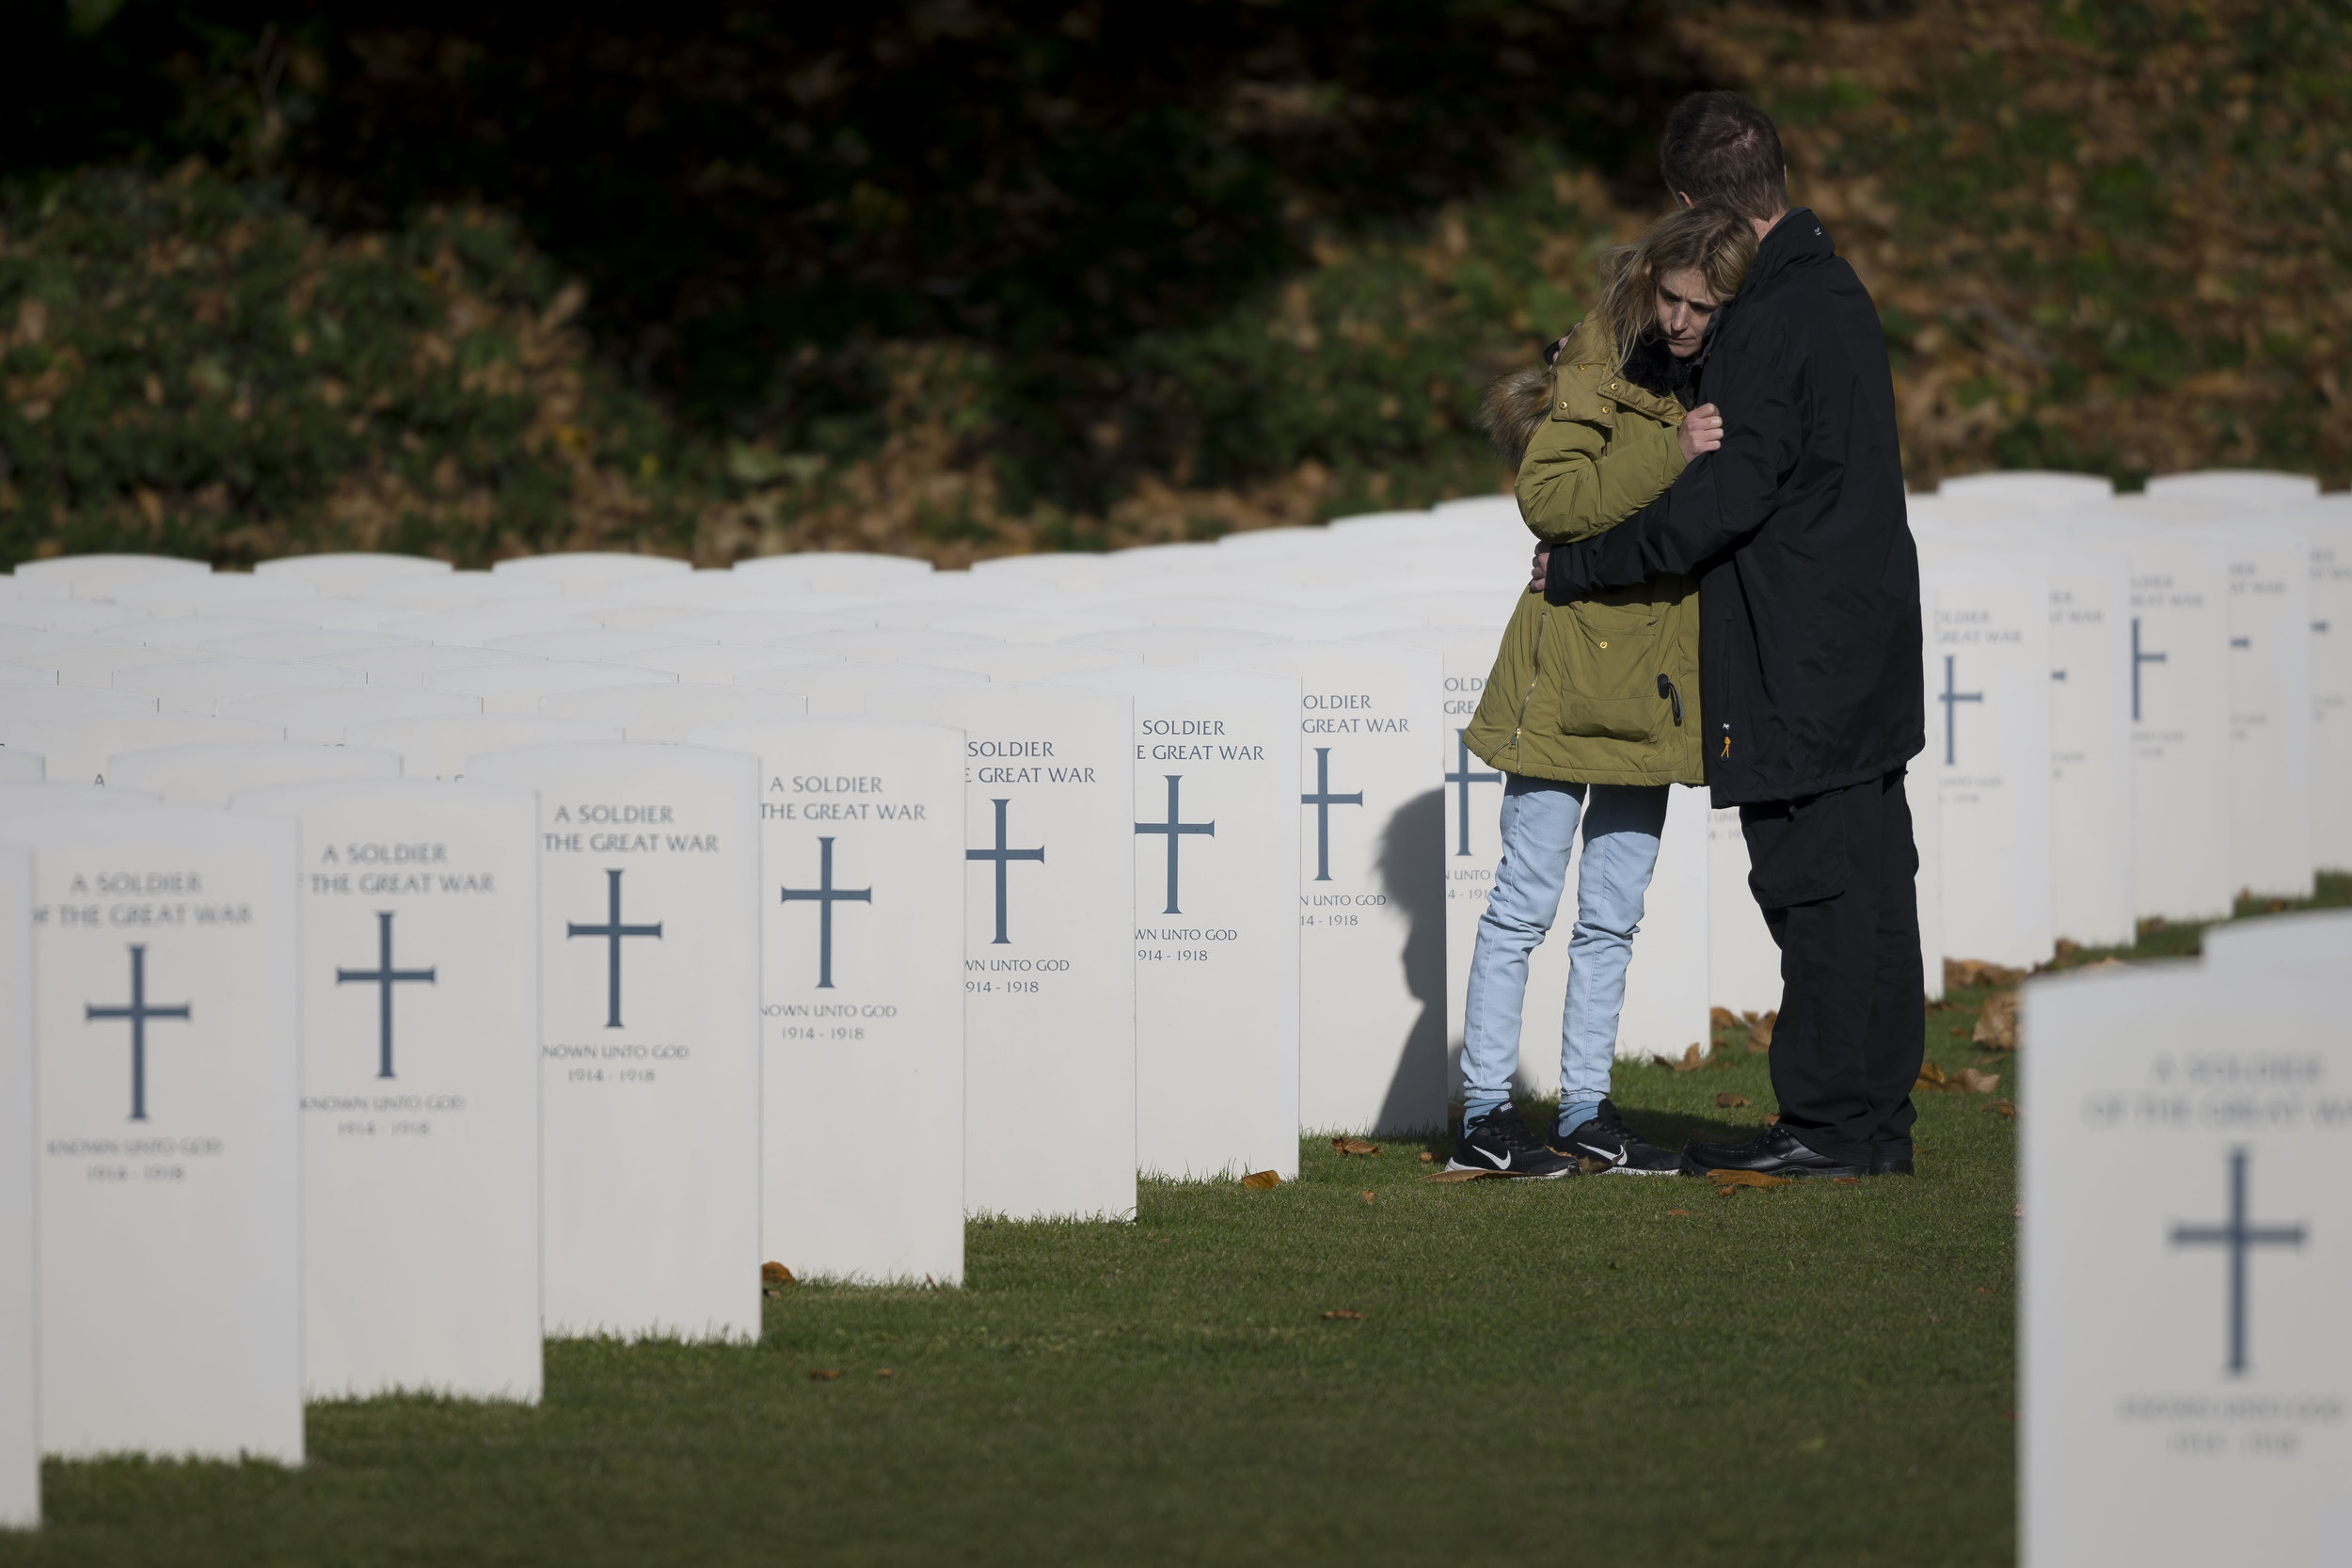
[1443,205,1756,1180]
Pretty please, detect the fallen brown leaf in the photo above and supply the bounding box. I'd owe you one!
[1746,1010,1776,1052]
[876,1368,897,1377]
[1707,1168,1792,1189]
[1915,1061,1947,1089]
[1419,1168,1497,1183]
[1331,1137,1380,1156]
[1665,1208,1692,1216]
[1972,990,2018,1051]
[2011,1204,2023,1218]
[1715,1092,1750,1108]
[1709,1006,1740,1030]
[1240,1170,1281,1190]
[1359,1190,1376,1204]
[2054,938,2080,959]
[2080,957,2129,973]
[1715,1183,1741,1198]
[808,1368,844,1381]
[1321,1309,1364,1321]
[1668,1041,1704,1072]
[1417,1150,1436,1164]
[1974,1286,1994,1295]
[1945,957,2026,990]
[1983,1099,2017,1117]
[1948,1068,2001,1094]
[1762,1113,1780,1126]
[761,1261,795,1286]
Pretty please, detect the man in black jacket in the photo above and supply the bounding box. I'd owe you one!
[1541,91,1926,1179]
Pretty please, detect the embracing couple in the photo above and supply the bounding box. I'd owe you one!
[1449,92,1926,1181]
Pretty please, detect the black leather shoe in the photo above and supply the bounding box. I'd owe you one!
[1868,1147,1915,1176]
[1679,1124,1868,1179]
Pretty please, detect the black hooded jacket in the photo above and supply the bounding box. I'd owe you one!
[1544,208,1923,806]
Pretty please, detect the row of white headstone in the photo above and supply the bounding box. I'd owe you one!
[0,467,2344,1524]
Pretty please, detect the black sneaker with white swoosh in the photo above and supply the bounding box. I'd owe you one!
[1550,1099,1682,1175]
[1445,1104,1577,1179]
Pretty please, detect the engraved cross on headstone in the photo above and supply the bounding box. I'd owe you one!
[335,910,436,1079]
[85,943,192,1121]
[2170,1146,2307,1376]
[779,836,871,989]
[1300,747,1363,883]
[1134,774,1214,915]
[966,798,1044,945]
[2131,615,2169,724]
[1939,653,1983,768]
[566,867,663,1029]
[1445,730,1502,857]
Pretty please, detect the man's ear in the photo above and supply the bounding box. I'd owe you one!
[1676,190,1694,210]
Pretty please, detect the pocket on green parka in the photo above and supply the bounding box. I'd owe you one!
[1552,694,1662,744]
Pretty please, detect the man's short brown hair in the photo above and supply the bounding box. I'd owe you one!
[1659,91,1788,222]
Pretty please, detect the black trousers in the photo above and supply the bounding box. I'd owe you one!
[1739,769,1924,1165]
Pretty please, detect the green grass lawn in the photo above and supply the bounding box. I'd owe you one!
[7,880,2344,1568]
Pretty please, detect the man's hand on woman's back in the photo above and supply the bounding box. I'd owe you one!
[1677,403,1724,462]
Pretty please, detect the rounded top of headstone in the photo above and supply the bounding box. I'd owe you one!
[11,554,209,601]
[1936,471,2117,506]
[2143,469,2321,506]
[252,551,453,584]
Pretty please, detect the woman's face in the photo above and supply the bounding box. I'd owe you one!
[1654,267,1722,358]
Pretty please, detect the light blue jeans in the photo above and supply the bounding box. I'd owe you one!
[1460,776,1668,1137]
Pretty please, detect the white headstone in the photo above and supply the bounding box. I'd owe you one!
[727,552,933,595]
[345,715,622,781]
[217,687,483,744]
[0,808,301,1462]
[232,779,543,1400]
[1201,641,1446,1132]
[0,600,148,635]
[5,715,283,785]
[0,663,56,686]
[605,643,842,683]
[0,784,162,812]
[2298,513,2352,871]
[2090,526,2235,920]
[378,609,608,648]
[109,742,402,808]
[866,683,1137,1219]
[2145,468,2321,508]
[0,847,33,1526]
[1926,570,2056,969]
[740,662,987,719]
[487,627,711,661]
[926,643,1141,682]
[1350,625,1504,1088]
[422,659,674,715]
[2202,523,2315,898]
[0,687,160,725]
[490,552,691,596]
[1056,666,1303,1180]
[0,749,42,782]
[359,572,561,610]
[1068,626,1286,665]
[2022,955,2351,1565]
[690,719,968,1284]
[539,683,809,741]
[223,596,418,633]
[128,615,316,648]
[114,657,366,715]
[463,744,761,1339]
[253,552,451,597]
[19,640,188,689]
[2201,909,2352,976]
[112,576,314,615]
[309,643,540,687]
[784,628,1004,663]
[199,629,421,662]
[10,555,206,602]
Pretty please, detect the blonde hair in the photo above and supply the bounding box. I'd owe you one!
[1477,204,1756,468]
[1591,203,1756,378]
